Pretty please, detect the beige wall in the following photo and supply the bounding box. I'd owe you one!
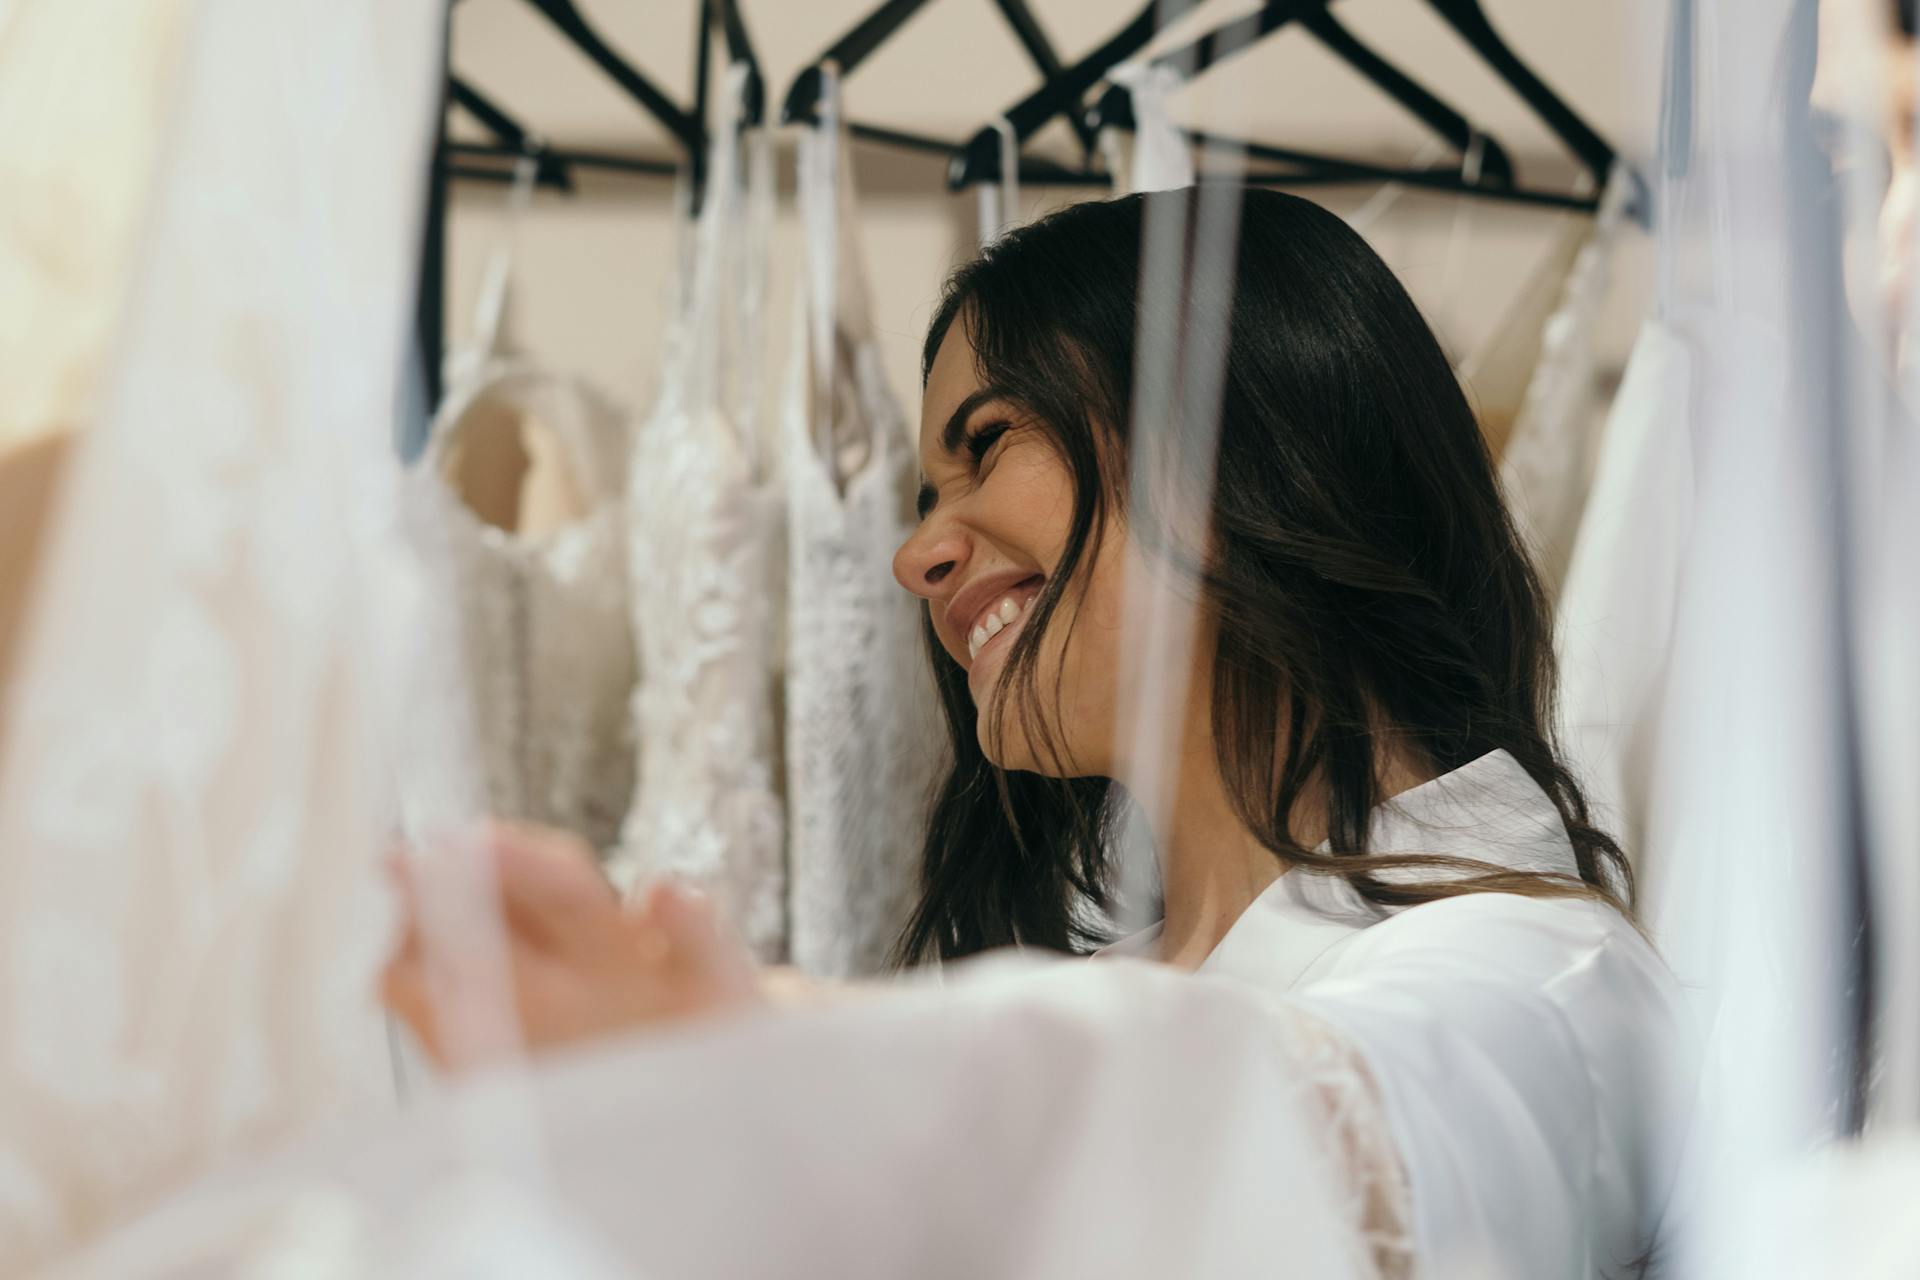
[445,1,1662,429]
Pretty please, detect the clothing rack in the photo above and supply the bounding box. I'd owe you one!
[947,0,1632,217]
[412,0,1636,435]
[780,0,1105,183]
[415,0,714,428]
[1078,0,1515,187]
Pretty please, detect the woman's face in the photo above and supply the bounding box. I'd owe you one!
[892,321,1128,775]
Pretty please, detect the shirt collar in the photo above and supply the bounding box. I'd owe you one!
[1094,750,1580,984]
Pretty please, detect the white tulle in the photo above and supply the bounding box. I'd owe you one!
[43,955,1408,1280]
[1553,317,1695,857]
[41,752,1691,1280]
[0,0,444,1269]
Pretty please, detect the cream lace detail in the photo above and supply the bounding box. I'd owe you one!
[783,79,946,978]
[615,73,787,960]
[1283,1008,1416,1280]
[619,400,787,956]
[417,363,637,856]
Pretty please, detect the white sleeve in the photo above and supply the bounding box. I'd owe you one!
[1289,895,1689,1280]
[52,954,1413,1280]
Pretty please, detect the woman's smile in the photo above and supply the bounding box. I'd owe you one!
[947,572,1045,686]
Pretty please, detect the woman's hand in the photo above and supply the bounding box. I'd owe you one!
[380,821,763,1070]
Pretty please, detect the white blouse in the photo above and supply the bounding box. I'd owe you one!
[1135,749,1691,1279]
[48,752,1689,1280]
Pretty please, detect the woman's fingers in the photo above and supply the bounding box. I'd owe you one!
[381,823,770,1068]
[483,823,621,946]
[633,879,762,1009]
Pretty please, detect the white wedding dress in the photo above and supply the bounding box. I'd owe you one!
[615,70,789,959]
[416,363,637,856]
[1554,319,1694,851]
[1498,165,1638,598]
[782,71,946,978]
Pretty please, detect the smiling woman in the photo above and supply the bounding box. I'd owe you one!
[893,187,1630,965]
[379,186,1686,1280]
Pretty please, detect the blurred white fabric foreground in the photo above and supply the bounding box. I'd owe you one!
[46,752,1684,1280]
[0,0,444,1267]
[0,0,195,453]
[47,961,1390,1279]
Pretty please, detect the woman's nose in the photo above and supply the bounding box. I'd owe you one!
[892,516,968,601]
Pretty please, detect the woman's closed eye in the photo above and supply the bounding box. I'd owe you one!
[913,414,1018,519]
[964,421,1013,473]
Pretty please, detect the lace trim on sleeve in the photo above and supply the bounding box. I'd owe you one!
[1282,1006,1415,1280]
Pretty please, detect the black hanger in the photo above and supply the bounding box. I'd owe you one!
[779,0,1101,174]
[446,74,677,186]
[1298,6,1513,184]
[523,0,702,156]
[1077,0,1515,188]
[944,0,1178,190]
[990,0,1100,155]
[447,76,576,192]
[779,0,944,142]
[1421,0,1617,191]
[953,0,1634,218]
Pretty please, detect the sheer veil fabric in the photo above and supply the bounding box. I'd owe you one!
[48,751,1687,1280]
[0,0,445,1268]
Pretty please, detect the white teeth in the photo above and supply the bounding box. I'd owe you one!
[966,592,1034,664]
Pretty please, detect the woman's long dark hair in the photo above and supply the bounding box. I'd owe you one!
[895,188,1632,966]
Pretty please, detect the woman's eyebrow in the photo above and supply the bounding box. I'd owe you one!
[939,389,1002,454]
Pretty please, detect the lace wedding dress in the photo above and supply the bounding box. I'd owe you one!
[614,69,788,960]
[416,363,637,857]
[1497,165,1637,597]
[783,70,946,978]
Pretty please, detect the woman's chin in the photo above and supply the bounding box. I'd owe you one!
[974,708,1031,773]
[975,715,1076,777]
